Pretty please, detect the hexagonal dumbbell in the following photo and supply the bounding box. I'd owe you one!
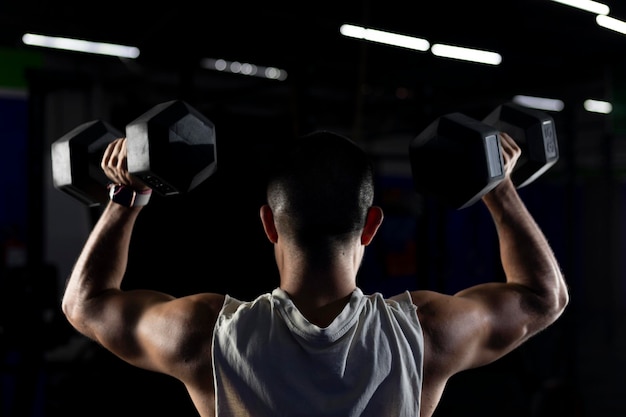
[483,102,559,189]
[409,102,559,209]
[51,100,217,207]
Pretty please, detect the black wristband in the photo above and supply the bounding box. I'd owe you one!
[108,184,152,207]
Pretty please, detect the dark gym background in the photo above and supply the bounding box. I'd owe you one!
[1,1,625,416]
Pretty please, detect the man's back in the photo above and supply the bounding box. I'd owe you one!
[62,131,567,417]
[212,288,424,416]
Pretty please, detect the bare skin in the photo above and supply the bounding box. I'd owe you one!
[62,133,568,417]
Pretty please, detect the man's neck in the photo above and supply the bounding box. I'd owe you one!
[280,276,357,328]
[285,288,355,328]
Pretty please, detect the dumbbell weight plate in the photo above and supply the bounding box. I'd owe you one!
[409,112,505,210]
[483,102,559,188]
[126,100,217,196]
[51,120,122,207]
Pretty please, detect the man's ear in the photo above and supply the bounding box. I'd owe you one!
[260,204,278,243]
[361,206,383,246]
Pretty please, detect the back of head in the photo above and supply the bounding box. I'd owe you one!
[266,130,375,246]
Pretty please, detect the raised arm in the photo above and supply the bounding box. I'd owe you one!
[412,133,569,417]
[470,132,568,352]
[62,138,155,347]
[61,138,223,381]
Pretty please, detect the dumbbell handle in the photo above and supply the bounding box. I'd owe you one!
[483,102,559,189]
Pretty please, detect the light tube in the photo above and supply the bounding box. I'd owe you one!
[22,33,140,58]
[549,0,610,15]
[596,15,626,35]
[512,95,564,112]
[430,44,502,65]
[339,24,430,52]
[584,99,612,114]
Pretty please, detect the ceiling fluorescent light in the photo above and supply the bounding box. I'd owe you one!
[513,95,564,112]
[430,44,502,65]
[549,0,610,15]
[339,24,430,52]
[22,33,140,58]
[584,99,612,114]
[596,15,626,35]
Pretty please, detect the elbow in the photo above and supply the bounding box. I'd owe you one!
[543,274,570,323]
[61,296,78,326]
[61,291,85,331]
[527,271,570,327]
[61,297,94,340]
[555,281,570,317]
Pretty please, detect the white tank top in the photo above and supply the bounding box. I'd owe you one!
[212,287,424,417]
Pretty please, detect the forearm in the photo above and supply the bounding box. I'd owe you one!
[482,179,568,311]
[62,201,143,322]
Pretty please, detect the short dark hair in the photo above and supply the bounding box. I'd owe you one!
[266,131,375,245]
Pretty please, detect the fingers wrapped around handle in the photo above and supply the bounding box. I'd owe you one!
[498,132,522,179]
[101,138,149,191]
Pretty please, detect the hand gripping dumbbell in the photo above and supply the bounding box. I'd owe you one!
[409,102,559,209]
[51,100,217,207]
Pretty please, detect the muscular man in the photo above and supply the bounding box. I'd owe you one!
[62,130,569,417]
